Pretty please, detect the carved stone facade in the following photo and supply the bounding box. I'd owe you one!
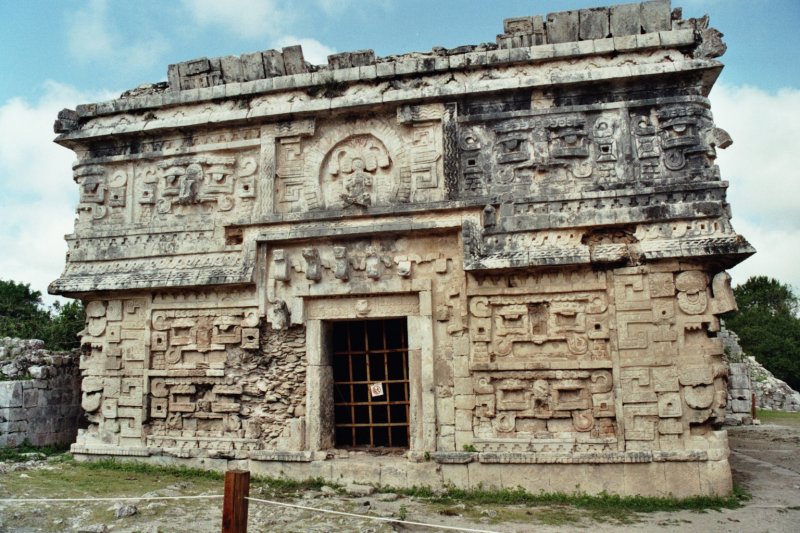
[51,1,753,496]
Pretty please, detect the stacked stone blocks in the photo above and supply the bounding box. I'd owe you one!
[0,339,82,447]
[49,1,752,496]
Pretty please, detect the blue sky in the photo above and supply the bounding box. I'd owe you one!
[1,0,798,305]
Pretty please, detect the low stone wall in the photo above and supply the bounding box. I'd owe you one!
[0,338,82,447]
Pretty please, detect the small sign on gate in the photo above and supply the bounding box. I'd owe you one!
[369,382,384,397]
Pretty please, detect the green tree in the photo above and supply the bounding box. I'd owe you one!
[724,276,800,390]
[0,279,50,340]
[0,279,84,351]
[731,276,798,317]
[42,299,85,350]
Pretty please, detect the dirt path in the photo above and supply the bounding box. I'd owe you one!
[2,422,799,532]
[578,423,800,533]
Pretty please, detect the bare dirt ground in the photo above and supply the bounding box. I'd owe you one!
[1,419,799,533]
[586,421,800,533]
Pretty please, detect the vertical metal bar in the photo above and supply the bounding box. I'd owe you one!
[384,320,392,447]
[364,321,374,447]
[402,323,410,435]
[346,323,356,447]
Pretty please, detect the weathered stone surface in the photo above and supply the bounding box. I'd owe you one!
[114,503,138,518]
[282,45,306,75]
[579,8,610,40]
[546,10,580,44]
[640,0,671,33]
[610,3,642,36]
[695,28,727,59]
[345,483,375,496]
[241,52,266,81]
[0,338,81,447]
[328,50,376,69]
[51,2,750,497]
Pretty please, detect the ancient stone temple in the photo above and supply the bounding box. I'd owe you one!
[50,0,753,496]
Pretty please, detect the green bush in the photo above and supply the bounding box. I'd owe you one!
[0,279,83,351]
[724,276,800,390]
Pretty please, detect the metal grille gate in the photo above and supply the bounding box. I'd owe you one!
[332,319,410,448]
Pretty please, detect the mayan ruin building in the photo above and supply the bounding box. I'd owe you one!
[49,0,754,496]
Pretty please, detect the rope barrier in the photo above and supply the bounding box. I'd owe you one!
[0,495,223,503]
[2,488,503,532]
[245,495,502,533]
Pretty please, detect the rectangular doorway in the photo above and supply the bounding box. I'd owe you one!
[332,318,410,449]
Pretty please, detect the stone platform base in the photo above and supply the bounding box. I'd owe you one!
[71,449,732,497]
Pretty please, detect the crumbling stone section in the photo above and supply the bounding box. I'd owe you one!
[721,328,800,415]
[245,325,307,449]
[0,338,82,447]
[50,1,753,496]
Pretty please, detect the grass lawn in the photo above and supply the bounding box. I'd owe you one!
[756,409,800,426]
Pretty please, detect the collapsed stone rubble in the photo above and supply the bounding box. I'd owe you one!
[720,328,800,422]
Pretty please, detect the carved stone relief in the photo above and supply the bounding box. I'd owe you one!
[150,308,260,370]
[267,238,456,288]
[74,290,314,453]
[54,8,753,497]
[74,165,128,228]
[613,267,734,451]
[77,298,148,447]
[274,115,447,213]
[141,152,257,222]
[471,370,617,446]
[467,270,610,370]
[457,102,728,201]
[145,326,307,452]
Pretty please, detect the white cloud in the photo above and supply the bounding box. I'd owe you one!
[0,82,115,306]
[180,1,337,64]
[66,0,113,60]
[274,36,335,65]
[67,0,168,71]
[181,0,294,41]
[710,83,800,290]
[727,219,800,291]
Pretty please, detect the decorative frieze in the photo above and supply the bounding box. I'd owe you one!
[53,1,751,497]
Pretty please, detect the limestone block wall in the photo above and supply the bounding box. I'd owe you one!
[0,338,82,447]
[726,363,753,424]
[50,1,756,495]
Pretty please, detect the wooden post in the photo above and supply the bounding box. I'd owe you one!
[222,470,250,533]
[751,392,757,420]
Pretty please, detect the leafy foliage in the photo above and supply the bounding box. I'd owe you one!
[724,276,800,390]
[0,279,84,351]
[41,299,85,350]
[731,276,799,316]
[0,279,49,340]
